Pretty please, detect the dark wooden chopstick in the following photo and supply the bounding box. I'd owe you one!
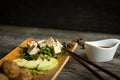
[63,48,120,80]
[69,52,106,80]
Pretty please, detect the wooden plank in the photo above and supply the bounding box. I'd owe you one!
[0,38,70,80]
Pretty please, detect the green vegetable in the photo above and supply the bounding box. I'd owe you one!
[18,46,39,60]
[37,57,58,70]
[14,56,58,71]
[23,60,41,69]
[40,47,53,57]
[18,46,68,60]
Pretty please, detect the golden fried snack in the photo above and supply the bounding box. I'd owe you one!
[13,68,32,80]
[0,73,9,80]
[1,60,21,79]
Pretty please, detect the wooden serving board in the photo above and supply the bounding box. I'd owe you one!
[0,38,70,80]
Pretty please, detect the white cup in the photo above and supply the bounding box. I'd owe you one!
[84,39,120,62]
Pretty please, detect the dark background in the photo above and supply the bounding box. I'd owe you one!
[0,0,120,34]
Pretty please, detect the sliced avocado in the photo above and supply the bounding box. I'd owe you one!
[13,59,28,67]
[37,60,58,70]
[37,57,58,70]
[23,60,41,69]
[13,57,58,70]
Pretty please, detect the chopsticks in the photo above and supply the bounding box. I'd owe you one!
[63,48,120,80]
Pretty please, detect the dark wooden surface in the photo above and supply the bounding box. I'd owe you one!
[0,0,120,34]
[0,26,120,80]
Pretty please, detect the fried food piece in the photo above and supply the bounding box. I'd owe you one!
[19,68,32,80]
[13,68,32,80]
[0,73,9,80]
[1,60,33,80]
[1,60,20,79]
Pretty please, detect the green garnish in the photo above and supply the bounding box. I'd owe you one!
[18,46,39,60]
[40,47,53,57]
[18,46,68,60]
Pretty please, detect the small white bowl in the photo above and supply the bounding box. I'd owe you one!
[84,39,120,62]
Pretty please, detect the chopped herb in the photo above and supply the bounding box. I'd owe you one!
[18,46,39,60]
[18,46,68,60]
[40,47,53,57]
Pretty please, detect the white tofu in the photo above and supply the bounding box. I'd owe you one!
[39,42,47,48]
[55,39,63,48]
[42,37,63,54]
[46,37,56,48]
[53,45,62,54]
[26,37,64,55]
[38,40,45,44]
[27,41,38,48]
[38,40,47,48]
[27,46,40,55]
[13,59,28,67]
[27,41,40,55]
[52,39,63,54]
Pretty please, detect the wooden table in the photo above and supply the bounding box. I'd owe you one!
[0,26,120,80]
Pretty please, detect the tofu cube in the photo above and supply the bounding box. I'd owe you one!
[38,40,47,48]
[46,37,56,48]
[53,45,62,54]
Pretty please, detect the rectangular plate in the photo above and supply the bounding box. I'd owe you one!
[0,38,70,80]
